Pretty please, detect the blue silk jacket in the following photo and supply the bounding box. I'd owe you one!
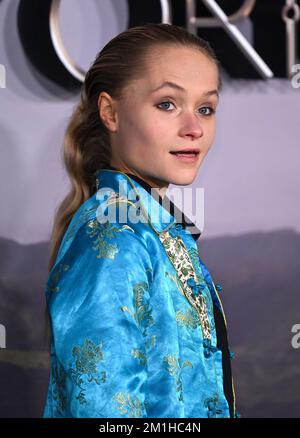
[43,168,238,418]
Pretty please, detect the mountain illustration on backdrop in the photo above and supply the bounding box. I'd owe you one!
[0,228,299,417]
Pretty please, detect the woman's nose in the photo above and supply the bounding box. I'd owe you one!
[178,114,204,140]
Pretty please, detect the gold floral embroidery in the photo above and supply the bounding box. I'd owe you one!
[85,220,132,259]
[165,270,185,297]
[165,270,204,331]
[131,348,147,366]
[68,339,106,405]
[47,263,70,293]
[163,355,193,402]
[51,339,106,412]
[65,206,98,242]
[158,231,211,340]
[121,281,154,338]
[113,392,146,417]
[176,307,201,329]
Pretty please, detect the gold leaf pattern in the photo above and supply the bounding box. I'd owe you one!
[68,339,106,405]
[113,392,146,417]
[176,308,200,329]
[51,339,106,412]
[158,231,212,340]
[121,281,154,338]
[85,219,131,260]
[163,354,193,402]
[165,270,185,297]
[131,348,147,367]
[65,206,98,242]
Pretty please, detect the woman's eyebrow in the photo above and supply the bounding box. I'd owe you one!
[150,81,219,98]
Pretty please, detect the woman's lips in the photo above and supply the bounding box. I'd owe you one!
[169,151,200,163]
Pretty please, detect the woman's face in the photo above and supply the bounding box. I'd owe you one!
[102,45,219,193]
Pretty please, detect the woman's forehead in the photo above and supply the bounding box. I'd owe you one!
[144,49,218,85]
[122,48,219,99]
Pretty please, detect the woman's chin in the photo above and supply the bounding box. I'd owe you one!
[168,172,198,186]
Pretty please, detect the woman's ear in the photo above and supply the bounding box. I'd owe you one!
[97,91,118,133]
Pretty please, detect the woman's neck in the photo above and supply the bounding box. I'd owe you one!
[107,165,168,199]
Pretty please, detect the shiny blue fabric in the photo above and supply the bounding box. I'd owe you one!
[43,169,236,418]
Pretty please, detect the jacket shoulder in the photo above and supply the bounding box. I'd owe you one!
[56,188,151,265]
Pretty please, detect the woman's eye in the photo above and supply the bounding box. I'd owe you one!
[156,101,175,111]
[157,102,216,116]
[199,106,216,116]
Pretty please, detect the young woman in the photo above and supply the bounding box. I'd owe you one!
[43,23,239,418]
